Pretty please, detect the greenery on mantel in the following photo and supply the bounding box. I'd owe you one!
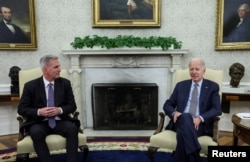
[70,35,182,50]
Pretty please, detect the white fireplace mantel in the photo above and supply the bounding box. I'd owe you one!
[62,49,188,128]
[62,48,188,68]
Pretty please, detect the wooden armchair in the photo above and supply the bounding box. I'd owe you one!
[16,68,89,162]
[147,68,223,162]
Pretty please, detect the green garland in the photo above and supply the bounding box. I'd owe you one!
[70,35,182,50]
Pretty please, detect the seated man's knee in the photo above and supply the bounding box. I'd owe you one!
[65,122,78,135]
[29,125,48,139]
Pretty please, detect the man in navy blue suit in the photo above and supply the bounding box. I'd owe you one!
[18,55,79,162]
[163,58,222,162]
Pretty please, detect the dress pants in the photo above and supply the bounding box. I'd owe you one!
[29,120,78,162]
[173,113,203,162]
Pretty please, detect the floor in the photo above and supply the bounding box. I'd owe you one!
[0,130,249,150]
[0,134,18,150]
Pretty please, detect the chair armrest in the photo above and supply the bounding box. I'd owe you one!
[153,112,165,135]
[17,114,26,141]
[72,111,79,119]
[212,115,222,143]
[72,111,84,133]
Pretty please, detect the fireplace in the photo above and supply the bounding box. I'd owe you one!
[92,83,158,130]
[62,49,188,128]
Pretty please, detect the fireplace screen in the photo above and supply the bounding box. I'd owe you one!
[92,83,158,130]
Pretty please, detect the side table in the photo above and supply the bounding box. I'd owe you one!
[0,94,20,103]
[222,93,250,113]
[231,113,250,146]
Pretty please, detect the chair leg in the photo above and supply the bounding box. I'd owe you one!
[16,153,29,162]
[79,145,89,162]
[148,146,159,162]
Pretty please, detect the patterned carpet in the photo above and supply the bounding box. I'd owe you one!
[0,136,167,162]
[87,136,150,151]
[1,132,248,162]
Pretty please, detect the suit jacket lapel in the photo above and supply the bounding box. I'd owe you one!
[38,77,47,106]
[183,80,192,109]
[180,79,192,111]
[199,79,208,108]
[54,79,60,106]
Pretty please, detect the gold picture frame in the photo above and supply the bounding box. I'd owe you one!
[215,0,250,50]
[92,0,161,27]
[0,0,37,50]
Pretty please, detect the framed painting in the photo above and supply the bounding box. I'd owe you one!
[215,0,250,50]
[0,0,37,50]
[92,0,161,27]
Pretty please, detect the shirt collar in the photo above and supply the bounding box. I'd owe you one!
[43,77,54,87]
[192,79,203,87]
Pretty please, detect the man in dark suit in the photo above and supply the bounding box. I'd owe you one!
[18,55,79,162]
[0,4,29,43]
[163,58,222,162]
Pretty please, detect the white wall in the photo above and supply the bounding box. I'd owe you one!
[0,0,250,135]
[0,103,19,135]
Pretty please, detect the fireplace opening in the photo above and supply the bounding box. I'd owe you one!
[91,83,158,130]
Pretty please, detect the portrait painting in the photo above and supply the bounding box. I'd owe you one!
[0,0,37,50]
[216,0,250,50]
[92,0,161,27]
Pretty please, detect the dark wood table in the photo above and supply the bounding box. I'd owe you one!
[222,93,250,113]
[0,94,20,103]
[231,114,250,146]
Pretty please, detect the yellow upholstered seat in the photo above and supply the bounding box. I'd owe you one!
[16,133,88,153]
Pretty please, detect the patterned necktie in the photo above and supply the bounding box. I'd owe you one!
[48,83,56,128]
[189,83,198,117]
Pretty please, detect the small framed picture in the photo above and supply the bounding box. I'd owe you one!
[0,0,37,50]
[215,0,250,50]
[92,0,161,28]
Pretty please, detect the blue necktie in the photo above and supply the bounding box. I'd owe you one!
[48,83,56,128]
[189,84,198,117]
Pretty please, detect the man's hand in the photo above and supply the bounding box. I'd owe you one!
[193,117,201,130]
[38,107,60,117]
[173,111,182,123]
